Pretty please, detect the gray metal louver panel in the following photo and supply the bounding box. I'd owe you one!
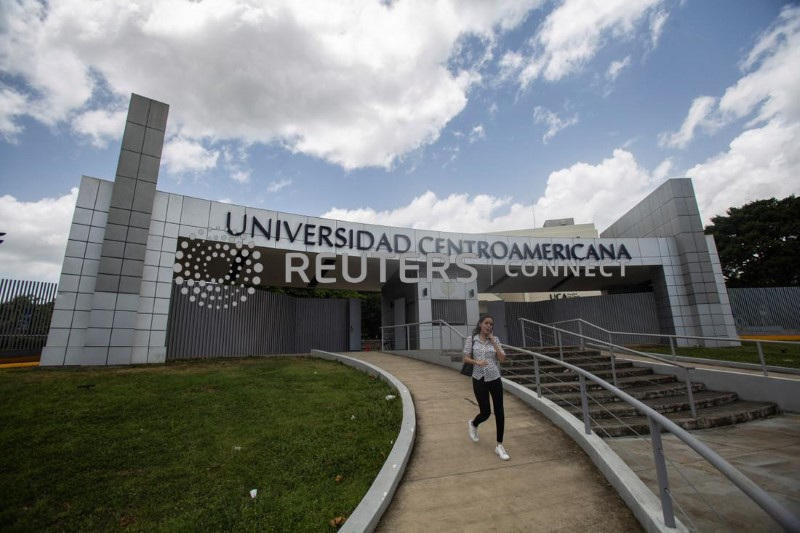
[505,292,661,346]
[0,278,58,356]
[166,284,350,359]
[728,287,800,333]
[431,299,467,325]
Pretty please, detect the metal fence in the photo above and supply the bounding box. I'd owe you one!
[505,292,661,346]
[0,279,58,357]
[728,286,800,334]
[166,284,353,359]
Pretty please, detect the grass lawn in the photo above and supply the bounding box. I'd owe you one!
[0,357,402,532]
[634,341,800,370]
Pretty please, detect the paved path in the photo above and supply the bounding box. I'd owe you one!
[607,414,800,532]
[348,352,641,532]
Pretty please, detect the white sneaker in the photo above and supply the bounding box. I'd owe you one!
[495,444,510,461]
[468,420,479,442]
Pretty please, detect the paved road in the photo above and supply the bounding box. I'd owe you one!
[348,352,641,532]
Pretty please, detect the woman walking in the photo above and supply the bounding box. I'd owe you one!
[463,315,509,460]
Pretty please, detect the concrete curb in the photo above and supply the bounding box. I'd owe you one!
[310,350,416,533]
[502,378,688,533]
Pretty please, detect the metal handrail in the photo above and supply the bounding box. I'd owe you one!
[585,342,691,369]
[379,320,467,353]
[551,317,800,346]
[503,342,800,531]
[520,318,693,372]
[546,317,800,376]
[519,318,698,418]
[584,341,698,418]
[377,319,799,529]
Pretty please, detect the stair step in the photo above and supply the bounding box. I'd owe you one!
[592,401,779,437]
[507,343,779,437]
[503,354,616,366]
[513,372,679,393]
[509,348,602,360]
[545,381,708,406]
[505,360,633,373]
[562,390,739,419]
[506,366,653,384]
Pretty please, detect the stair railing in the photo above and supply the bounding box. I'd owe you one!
[502,342,800,532]
[380,320,466,355]
[520,318,699,418]
[584,342,698,419]
[377,320,798,530]
[546,317,800,377]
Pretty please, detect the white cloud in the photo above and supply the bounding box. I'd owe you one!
[468,124,486,143]
[0,0,542,170]
[267,179,292,193]
[649,9,668,48]
[505,0,663,86]
[0,87,28,142]
[323,149,666,233]
[161,137,220,174]
[718,6,800,126]
[230,170,251,184]
[689,120,800,225]
[658,96,718,149]
[663,6,800,150]
[323,191,511,232]
[533,149,662,230]
[71,108,128,148]
[665,6,800,223]
[0,189,78,282]
[219,144,252,183]
[606,56,631,81]
[533,106,578,143]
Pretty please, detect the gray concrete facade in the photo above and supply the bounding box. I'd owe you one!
[42,95,170,366]
[41,94,739,366]
[601,179,738,344]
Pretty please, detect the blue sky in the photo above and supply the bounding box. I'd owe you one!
[1,0,799,281]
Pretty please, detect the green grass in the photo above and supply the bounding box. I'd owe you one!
[0,357,402,532]
[633,342,800,370]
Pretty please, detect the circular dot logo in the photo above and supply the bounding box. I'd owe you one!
[172,232,263,310]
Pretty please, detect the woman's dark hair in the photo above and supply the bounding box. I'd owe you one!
[472,314,494,336]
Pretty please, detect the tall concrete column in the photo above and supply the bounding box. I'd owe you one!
[81,94,169,365]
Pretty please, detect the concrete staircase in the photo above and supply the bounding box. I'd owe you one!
[448,347,778,437]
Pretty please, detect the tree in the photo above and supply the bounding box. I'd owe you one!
[705,195,800,287]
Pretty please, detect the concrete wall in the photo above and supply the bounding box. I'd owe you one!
[601,179,738,346]
[42,95,741,366]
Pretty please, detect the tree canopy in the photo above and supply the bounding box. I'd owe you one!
[705,195,800,287]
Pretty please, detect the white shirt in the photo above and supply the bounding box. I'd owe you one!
[463,334,503,382]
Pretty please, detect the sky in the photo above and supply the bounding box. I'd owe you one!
[1,0,799,282]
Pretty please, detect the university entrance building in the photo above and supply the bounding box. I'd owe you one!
[41,95,737,366]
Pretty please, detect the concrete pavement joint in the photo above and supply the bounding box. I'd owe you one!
[408,457,570,483]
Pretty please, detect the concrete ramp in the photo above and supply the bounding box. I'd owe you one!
[348,352,641,531]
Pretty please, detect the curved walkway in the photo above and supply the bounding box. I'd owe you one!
[347,351,641,532]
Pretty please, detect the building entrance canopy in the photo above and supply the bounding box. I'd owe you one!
[41,94,737,366]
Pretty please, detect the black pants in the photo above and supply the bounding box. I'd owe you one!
[472,377,504,443]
